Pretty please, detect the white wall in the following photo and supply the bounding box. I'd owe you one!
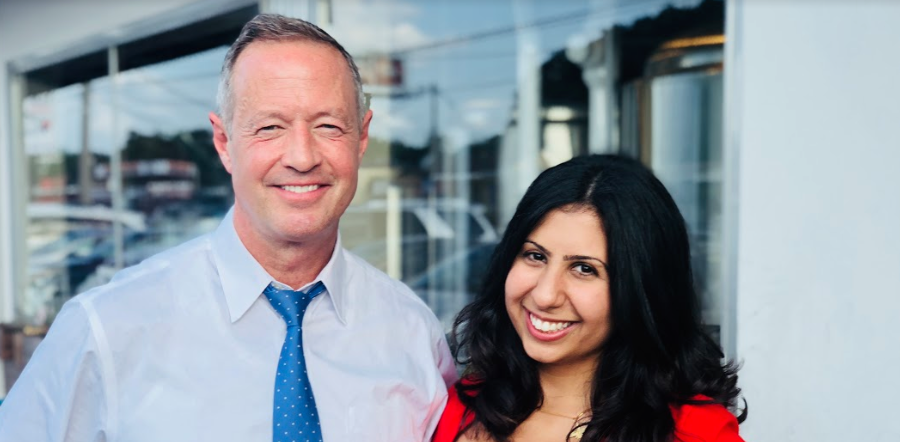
[731,1,900,441]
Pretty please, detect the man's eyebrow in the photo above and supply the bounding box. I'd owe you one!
[308,109,355,125]
[241,111,290,127]
[250,110,291,121]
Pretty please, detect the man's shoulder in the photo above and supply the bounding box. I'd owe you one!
[341,249,438,320]
[134,232,215,271]
[342,249,419,298]
[75,233,215,312]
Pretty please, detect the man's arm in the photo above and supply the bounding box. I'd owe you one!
[0,299,110,441]
[422,326,460,442]
[435,333,458,389]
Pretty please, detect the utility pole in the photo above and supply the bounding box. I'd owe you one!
[78,82,93,205]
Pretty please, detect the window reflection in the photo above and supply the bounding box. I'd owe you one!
[619,5,725,333]
[16,1,727,343]
[330,0,726,333]
[20,46,235,324]
[117,47,233,274]
[23,74,116,322]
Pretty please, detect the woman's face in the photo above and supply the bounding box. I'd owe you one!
[505,206,611,370]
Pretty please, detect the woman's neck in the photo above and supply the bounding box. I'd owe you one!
[537,358,597,416]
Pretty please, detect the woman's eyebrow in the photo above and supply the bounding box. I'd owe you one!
[563,254,608,267]
[525,240,608,267]
[524,240,549,255]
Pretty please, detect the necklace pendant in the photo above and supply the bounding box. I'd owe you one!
[570,424,585,440]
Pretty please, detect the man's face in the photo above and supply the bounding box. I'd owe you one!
[211,40,372,249]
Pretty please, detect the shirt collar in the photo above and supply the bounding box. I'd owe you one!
[211,207,350,325]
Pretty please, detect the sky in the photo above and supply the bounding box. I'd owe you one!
[23,0,702,156]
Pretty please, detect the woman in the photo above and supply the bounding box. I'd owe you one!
[434,154,745,442]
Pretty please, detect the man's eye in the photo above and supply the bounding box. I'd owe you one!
[255,124,284,134]
[318,124,344,133]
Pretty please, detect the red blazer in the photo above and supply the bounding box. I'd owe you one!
[433,385,744,442]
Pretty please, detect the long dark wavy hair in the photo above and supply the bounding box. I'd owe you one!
[450,154,743,442]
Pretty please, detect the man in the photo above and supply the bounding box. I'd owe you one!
[0,14,456,442]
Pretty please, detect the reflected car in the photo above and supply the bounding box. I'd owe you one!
[344,198,498,281]
[404,242,498,330]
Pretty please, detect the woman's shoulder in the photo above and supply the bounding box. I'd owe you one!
[433,384,470,442]
[671,395,744,442]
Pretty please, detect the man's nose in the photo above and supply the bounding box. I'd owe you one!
[530,268,566,311]
[281,127,320,172]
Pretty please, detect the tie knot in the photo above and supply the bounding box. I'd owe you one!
[263,281,326,327]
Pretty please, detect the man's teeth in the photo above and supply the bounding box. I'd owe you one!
[529,313,572,333]
[281,185,320,194]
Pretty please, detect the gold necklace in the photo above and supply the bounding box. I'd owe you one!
[536,408,590,440]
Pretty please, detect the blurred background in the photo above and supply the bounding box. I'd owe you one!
[0,1,898,440]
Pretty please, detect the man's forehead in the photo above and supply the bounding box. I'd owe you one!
[224,39,359,123]
[234,39,344,71]
[230,40,353,94]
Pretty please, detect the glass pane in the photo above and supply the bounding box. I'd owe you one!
[23,72,114,323]
[620,9,726,333]
[20,44,237,325]
[116,47,233,271]
[646,70,724,331]
[329,0,725,332]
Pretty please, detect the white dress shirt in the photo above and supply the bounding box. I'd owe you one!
[0,209,458,441]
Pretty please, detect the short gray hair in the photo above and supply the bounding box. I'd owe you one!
[216,13,367,132]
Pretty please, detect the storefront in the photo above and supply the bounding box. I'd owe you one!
[6,2,900,441]
[0,0,732,384]
[16,0,738,399]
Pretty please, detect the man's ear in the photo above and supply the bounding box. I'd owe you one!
[209,112,233,173]
[357,109,374,161]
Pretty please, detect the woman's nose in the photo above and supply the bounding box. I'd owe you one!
[529,269,566,311]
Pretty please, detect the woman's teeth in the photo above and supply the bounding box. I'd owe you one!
[282,185,320,194]
[529,313,572,333]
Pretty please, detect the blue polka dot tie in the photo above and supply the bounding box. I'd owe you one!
[264,281,326,442]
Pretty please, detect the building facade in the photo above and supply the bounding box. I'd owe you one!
[1,1,898,440]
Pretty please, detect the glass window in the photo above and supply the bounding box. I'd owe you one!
[328,0,727,335]
[14,1,728,346]
[116,46,232,273]
[15,5,257,325]
[22,61,114,323]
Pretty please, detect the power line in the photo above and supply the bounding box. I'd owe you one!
[390,0,667,56]
[120,70,216,112]
[391,9,590,56]
[406,52,517,61]
[442,79,516,94]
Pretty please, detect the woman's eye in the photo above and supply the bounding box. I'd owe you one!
[523,251,545,262]
[573,263,597,276]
